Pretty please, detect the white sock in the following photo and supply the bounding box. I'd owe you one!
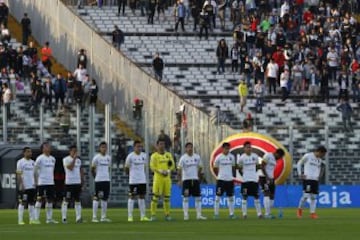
[61,201,68,220]
[101,200,108,219]
[242,199,247,216]
[195,197,202,217]
[264,196,270,216]
[182,197,189,217]
[35,201,41,220]
[138,198,146,218]
[254,199,262,216]
[128,198,134,217]
[29,205,35,221]
[228,196,234,216]
[92,200,99,219]
[310,194,317,213]
[75,202,82,221]
[298,193,309,209]
[214,196,220,215]
[18,204,24,223]
[45,202,53,220]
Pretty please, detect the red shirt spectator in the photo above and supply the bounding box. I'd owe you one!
[303,9,313,25]
[272,48,285,68]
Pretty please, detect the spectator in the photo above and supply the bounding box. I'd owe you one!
[174,0,186,32]
[191,1,200,31]
[82,74,91,109]
[230,43,238,73]
[199,9,209,40]
[291,60,304,95]
[157,129,172,151]
[157,0,167,21]
[238,79,248,113]
[8,68,17,101]
[53,73,67,108]
[77,49,87,69]
[2,82,11,119]
[65,71,75,105]
[117,0,126,16]
[352,69,360,103]
[20,13,31,46]
[73,82,83,107]
[308,68,319,103]
[320,68,330,103]
[41,41,52,74]
[216,39,228,74]
[112,25,124,50]
[218,0,226,31]
[337,68,349,102]
[89,79,98,105]
[326,46,339,85]
[148,0,156,24]
[254,79,265,113]
[0,0,8,27]
[265,58,278,95]
[152,52,164,81]
[280,69,289,102]
[336,98,353,132]
[73,63,87,84]
[43,77,53,113]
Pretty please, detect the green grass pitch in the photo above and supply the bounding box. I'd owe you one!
[0,208,358,240]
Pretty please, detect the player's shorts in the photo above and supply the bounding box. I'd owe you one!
[128,184,147,196]
[259,177,275,195]
[95,181,110,200]
[64,184,82,201]
[37,185,55,201]
[241,181,259,198]
[215,180,234,197]
[303,180,319,194]
[152,177,171,197]
[18,188,36,204]
[182,179,201,197]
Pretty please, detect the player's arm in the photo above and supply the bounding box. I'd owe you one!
[34,159,40,186]
[66,157,77,171]
[124,154,130,175]
[91,157,97,178]
[296,155,306,179]
[260,156,270,179]
[16,163,24,191]
[237,156,243,175]
[213,157,219,176]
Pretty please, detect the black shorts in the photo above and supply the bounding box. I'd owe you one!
[128,184,147,196]
[95,181,110,200]
[37,185,55,201]
[259,177,276,195]
[241,181,259,198]
[64,184,82,201]
[18,189,36,204]
[182,179,201,197]
[216,180,234,197]
[303,180,319,194]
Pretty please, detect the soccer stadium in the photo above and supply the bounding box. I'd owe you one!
[0,0,359,239]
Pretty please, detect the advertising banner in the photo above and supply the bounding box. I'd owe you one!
[171,184,358,208]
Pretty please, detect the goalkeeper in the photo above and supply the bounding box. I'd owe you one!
[150,139,175,221]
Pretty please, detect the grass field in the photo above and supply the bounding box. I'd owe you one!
[0,208,359,240]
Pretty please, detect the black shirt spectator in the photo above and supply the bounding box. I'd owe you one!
[21,13,31,46]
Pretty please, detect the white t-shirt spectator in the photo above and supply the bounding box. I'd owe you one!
[266,62,279,78]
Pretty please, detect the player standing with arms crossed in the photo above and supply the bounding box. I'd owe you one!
[213,142,236,219]
[61,145,84,223]
[150,139,175,221]
[91,141,112,222]
[34,142,58,224]
[237,141,262,219]
[125,140,151,222]
[16,147,37,225]
[177,142,207,220]
[259,149,285,219]
[297,146,327,219]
